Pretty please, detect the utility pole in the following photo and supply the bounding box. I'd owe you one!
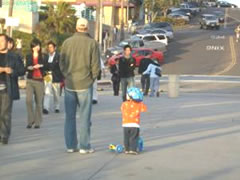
[95,0,100,42]
[120,0,125,41]
[99,0,103,53]
[7,0,14,37]
[126,0,129,32]
[110,0,116,46]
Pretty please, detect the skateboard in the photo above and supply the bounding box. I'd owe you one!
[109,137,144,153]
[109,144,124,153]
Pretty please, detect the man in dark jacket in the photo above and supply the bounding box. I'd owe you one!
[0,34,25,144]
[60,18,100,153]
[119,45,136,101]
[43,41,63,114]
[138,55,153,96]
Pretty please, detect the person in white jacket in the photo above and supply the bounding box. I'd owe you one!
[142,60,162,97]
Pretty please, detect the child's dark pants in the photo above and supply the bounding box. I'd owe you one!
[123,127,139,151]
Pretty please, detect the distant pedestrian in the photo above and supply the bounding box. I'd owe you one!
[25,39,47,129]
[43,41,63,114]
[235,25,240,42]
[113,26,118,41]
[138,55,153,96]
[119,45,136,101]
[121,87,147,155]
[110,58,120,96]
[143,59,162,97]
[92,58,105,104]
[60,18,100,153]
[0,34,24,144]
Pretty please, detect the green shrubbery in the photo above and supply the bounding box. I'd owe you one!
[154,16,189,26]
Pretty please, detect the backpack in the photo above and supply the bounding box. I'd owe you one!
[155,67,162,77]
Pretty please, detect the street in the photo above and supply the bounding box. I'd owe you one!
[163,7,240,76]
[1,4,240,180]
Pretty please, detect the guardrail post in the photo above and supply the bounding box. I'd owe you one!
[168,75,179,98]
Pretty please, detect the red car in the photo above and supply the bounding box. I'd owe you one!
[108,48,164,66]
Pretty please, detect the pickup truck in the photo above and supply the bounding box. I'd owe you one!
[105,38,167,59]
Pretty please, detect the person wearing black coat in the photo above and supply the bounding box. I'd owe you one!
[25,39,48,129]
[118,45,136,101]
[0,34,25,144]
[138,55,153,96]
[110,58,120,96]
[43,41,63,114]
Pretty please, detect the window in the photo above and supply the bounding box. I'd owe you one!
[144,50,153,56]
[136,50,145,56]
[139,40,144,47]
[143,36,157,41]
[157,35,166,40]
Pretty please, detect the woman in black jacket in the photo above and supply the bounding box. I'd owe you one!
[25,39,47,129]
[110,58,120,96]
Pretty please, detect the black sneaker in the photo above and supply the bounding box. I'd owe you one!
[43,109,49,114]
[92,100,98,104]
[2,138,8,145]
[26,124,32,129]
[34,125,40,129]
[55,109,60,113]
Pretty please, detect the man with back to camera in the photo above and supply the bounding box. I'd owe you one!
[60,18,100,153]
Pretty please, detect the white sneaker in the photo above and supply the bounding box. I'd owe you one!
[67,149,76,153]
[79,148,95,154]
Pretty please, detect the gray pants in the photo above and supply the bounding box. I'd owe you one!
[0,90,12,140]
[120,77,135,101]
[150,77,160,97]
[26,79,44,126]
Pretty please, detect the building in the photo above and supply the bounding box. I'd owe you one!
[0,0,39,33]
[42,0,135,27]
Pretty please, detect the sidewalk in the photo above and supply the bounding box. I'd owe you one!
[0,82,240,180]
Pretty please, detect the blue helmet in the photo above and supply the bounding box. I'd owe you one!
[127,87,143,102]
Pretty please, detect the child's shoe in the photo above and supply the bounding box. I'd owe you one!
[129,151,138,155]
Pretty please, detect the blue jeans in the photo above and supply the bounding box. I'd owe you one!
[64,86,93,150]
[120,77,135,101]
[150,77,160,97]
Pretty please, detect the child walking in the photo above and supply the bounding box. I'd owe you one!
[121,87,147,155]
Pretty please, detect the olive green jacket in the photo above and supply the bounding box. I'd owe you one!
[60,32,100,90]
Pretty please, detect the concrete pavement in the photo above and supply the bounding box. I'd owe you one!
[0,80,240,180]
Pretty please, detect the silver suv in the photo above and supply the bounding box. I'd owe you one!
[200,14,220,30]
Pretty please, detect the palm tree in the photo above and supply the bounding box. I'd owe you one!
[35,2,76,46]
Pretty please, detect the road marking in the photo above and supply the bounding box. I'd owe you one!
[226,14,240,23]
[212,36,237,75]
[224,8,228,28]
[153,112,240,128]
[181,101,240,108]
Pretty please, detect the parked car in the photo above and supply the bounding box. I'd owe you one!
[105,38,167,59]
[168,13,190,23]
[213,11,225,23]
[136,34,168,46]
[143,22,173,32]
[180,3,200,14]
[148,28,174,40]
[200,14,220,30]
[217,1,237,8]
[108,48,164,67]
[169,8,193,18]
